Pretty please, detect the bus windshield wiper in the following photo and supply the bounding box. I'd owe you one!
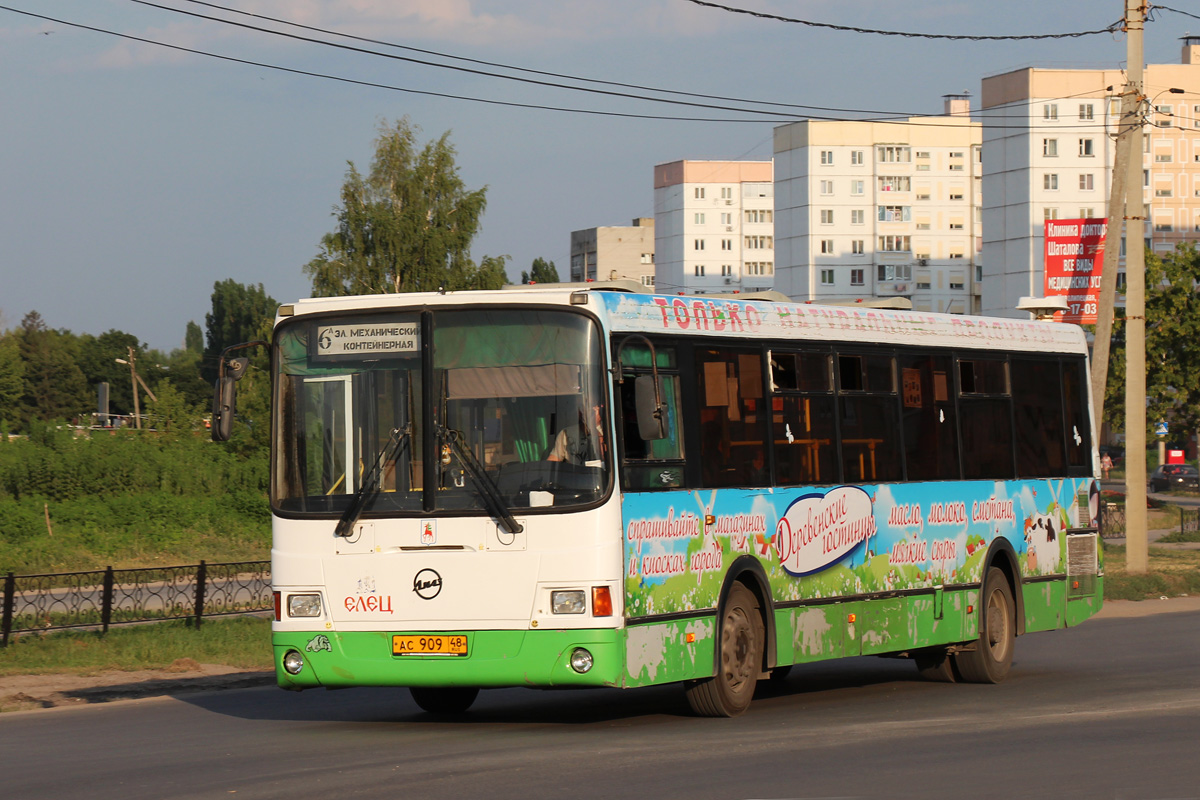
[438,426,524,535]
[334,424,411,538]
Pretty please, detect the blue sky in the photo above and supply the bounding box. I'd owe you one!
[0,1,1189,351]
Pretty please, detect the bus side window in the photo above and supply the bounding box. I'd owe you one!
[899,353,960,481]
[696,347,768,488]
[770,350,836,486]
[837,351,903,483]
[617,344,685,490]
[959,357,1015,479]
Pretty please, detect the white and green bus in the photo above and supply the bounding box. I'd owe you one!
[214,286,1102,716]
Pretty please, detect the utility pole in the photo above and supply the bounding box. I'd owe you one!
[1124,0,1148,574]
[115,347,158,431]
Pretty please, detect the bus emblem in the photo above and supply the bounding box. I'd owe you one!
[413,569,443,600]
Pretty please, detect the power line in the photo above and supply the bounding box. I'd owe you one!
[161,0,918,119]
[1152,5,1200,23]
[0,4,775,123]
[681,0,1123,40]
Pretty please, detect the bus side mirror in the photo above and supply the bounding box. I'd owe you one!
[211,357,249,442]
[634,375,665,441]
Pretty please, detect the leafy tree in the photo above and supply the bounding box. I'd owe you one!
[16,312,89,427]
[520,257,559,285]
[146,379,197,442]
[185,320,204,354]
[304,118,490,296]
[76,329,143,418]
[471,255,511,290]
[203,279,277,385]
[0,331,25,423]
[1105,243,1200,451]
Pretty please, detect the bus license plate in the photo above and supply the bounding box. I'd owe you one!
[392,634,468,656]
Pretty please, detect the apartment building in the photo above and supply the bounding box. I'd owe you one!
[653,160,775,295]
[569,218,656,286]
[773,98,983,314]
[981,40,1200,317]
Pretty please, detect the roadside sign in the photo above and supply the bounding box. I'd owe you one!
[1155,421,1169,436]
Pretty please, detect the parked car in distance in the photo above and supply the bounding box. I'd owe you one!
[1149,463,1200,493]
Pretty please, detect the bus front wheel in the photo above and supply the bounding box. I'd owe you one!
[410,686,479,714]
[685,582,764,717]
[954,567,1015,684]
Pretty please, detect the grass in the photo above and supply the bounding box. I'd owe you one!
[1102,542,1200,600]
[0,615,273,677]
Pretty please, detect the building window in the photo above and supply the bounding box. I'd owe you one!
[850,268,865,286]
[694,265,705,276]
[721,239,732,250]
[694,188,705,199]
[820,150,834,165]
[878,176,911,192]
[720,212,732,225]
[1079,174,1094,190]
[820,209,834,225]
[877,264,913,281]
[694,239,705,250]
[1154,152,1173,163]
[851,150,864,165]
[949,163,964,171]
[721,264,733,276]
[744,209,772,223]
[950,281,965,290]
[820,269,835,285]
[1043,138,1058,157]
[745,235,773,249]
[1044,208,1059,221]
[949,253,964,259]
[820,239,835,254]
[949,192,964,201]
[878,235,911,252]
[851,209,864,225]
[877,146,912,163]
[721,187,733,199]
[640,252,654,264]
[1080,103,1094,120]
[820,180,834,195]
[1079,138,1095,157]
[949,222,964,230]
[746,261,774,276]
[694,212,706,224]
[878,205,911,222]
[1080,208,1095,218]
[641,274,655,287]
[1044,173,1059,190]
[852,239,864,254]
[851,180,864,195]
[1044,104,1058,120]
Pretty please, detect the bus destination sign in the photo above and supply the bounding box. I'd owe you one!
[312,322,420,359]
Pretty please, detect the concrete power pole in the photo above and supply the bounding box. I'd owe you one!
[1124,0,1149,574]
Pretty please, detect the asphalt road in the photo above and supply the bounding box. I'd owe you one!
[3,610,1199,800]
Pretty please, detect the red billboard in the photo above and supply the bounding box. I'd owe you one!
[1043,218,1107,324]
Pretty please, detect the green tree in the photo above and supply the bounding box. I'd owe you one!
[0,331,25,423]
[16,312,89,427]
[203,280,277,385]
[1105,243,1200,448]
[471,254,511,290]
[304,118,490,296]
[76,329,143,418]
[520,257,559,285]
[185,320,204,354]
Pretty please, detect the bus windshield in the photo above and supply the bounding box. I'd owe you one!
[272,307,609,517]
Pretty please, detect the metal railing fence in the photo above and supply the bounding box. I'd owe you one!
[1,560,270,646]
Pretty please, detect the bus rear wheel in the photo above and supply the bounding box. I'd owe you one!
[954,567,1015,684]
[410,686,479,714]
[685,582,764,717]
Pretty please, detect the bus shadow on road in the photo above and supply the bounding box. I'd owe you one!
[178,655,927,725]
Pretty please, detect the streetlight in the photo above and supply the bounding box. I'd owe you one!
[115,348,157,430]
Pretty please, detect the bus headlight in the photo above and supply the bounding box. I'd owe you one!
[551,590,586,614]
[283,650,305,675]
[569,648,594,673]
[288,594,322,617]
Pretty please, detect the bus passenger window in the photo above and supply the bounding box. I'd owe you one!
[1011,358,1067,478]
[899,354,960,480]
[837,352,902,483]
[959,358,1014,479]
[770,350,835,486]
[617,344,685,490]
[696,348,768,488]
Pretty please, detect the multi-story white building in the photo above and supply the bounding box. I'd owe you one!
[773,98,983,314]
[569,218,656,286]
[981,44,1200,317]
[653,160,775,295]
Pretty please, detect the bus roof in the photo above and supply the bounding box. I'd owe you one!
[278,287,1088,355]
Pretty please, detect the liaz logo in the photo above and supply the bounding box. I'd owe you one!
[412,568,443,600]
[774,486,877,576]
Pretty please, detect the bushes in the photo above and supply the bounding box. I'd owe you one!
[0,429,269,573]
